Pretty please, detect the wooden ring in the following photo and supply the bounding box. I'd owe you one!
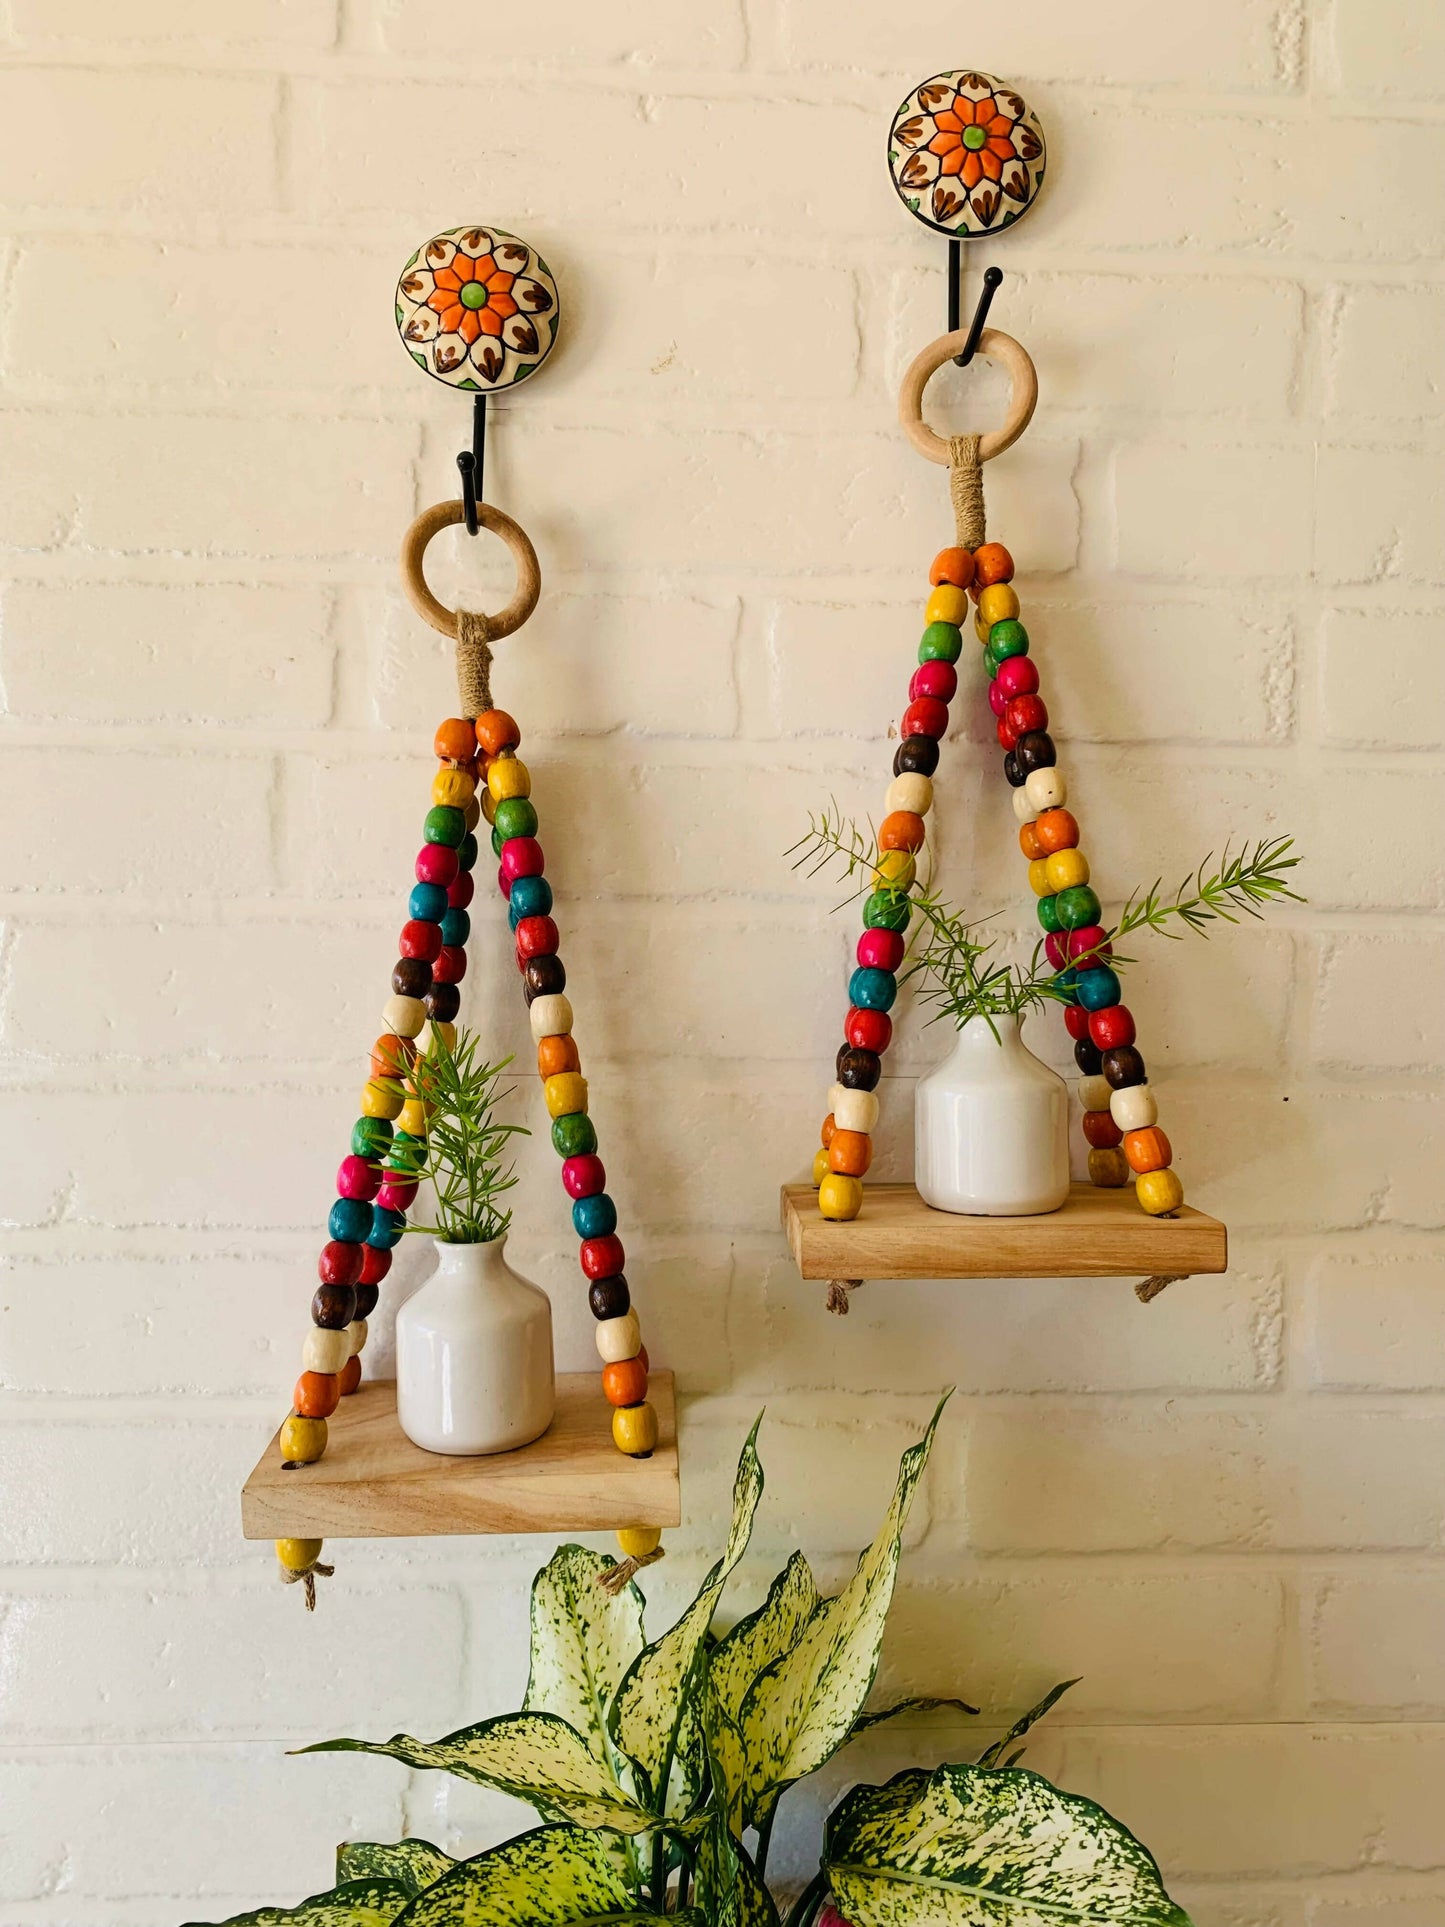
[399,499,541,640]
[897,327,1038,466]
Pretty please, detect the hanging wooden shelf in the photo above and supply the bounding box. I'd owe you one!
[780,1184,1226,1283]
[241,1372,679,1542]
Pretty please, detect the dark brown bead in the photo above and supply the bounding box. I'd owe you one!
[311,1284,356,1329]
[893,735,939,778]
[392,956,432,998]
[1014,730,1056,773]
[1073,1037,1103,1076]
[1003,750,1025,787]
[425,982,461,1022]
[522,954,566,1004]
[352,1282,380,1320]
[837,1047,881,1091]
[1102,1045,1147,1089]
[589,1273,630,1320]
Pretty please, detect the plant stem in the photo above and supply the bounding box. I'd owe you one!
[754,1806,776,1883]
[675,1856,691,1915]
[782,1870,828,1927]
[650,1829,666,1911]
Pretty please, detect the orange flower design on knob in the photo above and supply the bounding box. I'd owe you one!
[888,70,1046,237]
[395,225,560,391]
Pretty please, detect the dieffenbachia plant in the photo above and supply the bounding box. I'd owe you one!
[186,1403,1192,1927]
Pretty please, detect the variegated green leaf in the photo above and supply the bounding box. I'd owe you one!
[851,1695,979,1737]
[705,1551,818,1830]
[825,1764,1193,1926]
[183,1879,413,1927]
[695,1807,779,1927]
[300,1713,653,1833]
[975,1681,1078,1768]
[737,1396,948,1829]
[524,1543,645,1768]
[610,1416,764,1800]
[335,1844,456,1898]
[392,1825,665,1927]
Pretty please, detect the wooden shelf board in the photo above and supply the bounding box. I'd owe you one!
[781,1183,1226,1281]
[241,1371,679,1542]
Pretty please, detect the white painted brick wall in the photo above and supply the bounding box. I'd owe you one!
[0,4,1440,1920]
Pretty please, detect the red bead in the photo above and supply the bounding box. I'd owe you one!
[988,678,1008,717]
[857,927,905,972]
[845,1005,892,1053]
[1044,931,1069,970]
[1067,925,1114,968]
[497,863,511,898]
[338,1354,362,1397]
[996,714,1020,751]
[415,844,459,887]
[995,656,1039,699]
[448,871,475,910]
[563,1153,606,1199]
[375,1176,418,1212]
[1082,1109,1123,1150]
[318,1239,363,1287]
[358,1244,391,1286]
[516,914,560,962]
[910,660,958,704]
[1005,694,1048,736]
[432,944,467,984]
[336,1155,380,1203]
[1063,1004,1092,1042]
[580,1233,625,1280]
[500,836,544,881]
[399,918,443,962]
[294,1370,340,1418]
[1090,1005,1137,1052]
[902,696,949,741]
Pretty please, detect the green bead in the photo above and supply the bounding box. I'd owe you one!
[1055,885,1103,931]
[491,822,506,858]
[863,889,912,932]
[551,1112,598,1158]
[350,1115,393,1159]
[918,621,963,665]
[388,1129,428,1173]
[987,619,1029,666]
[493,797,538,841]
[457,831,479,872]
[424,804,465,848]
[1036,893,1062,935]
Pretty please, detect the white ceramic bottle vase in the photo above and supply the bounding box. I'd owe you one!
[395,1237,555,1455]
[914,1015,1071,1217]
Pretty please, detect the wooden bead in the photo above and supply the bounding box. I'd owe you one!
[328,1196,371,1245]
[1011,786,1038,825]
[878,811,927,857]
[339,1354,362,1396]
[361,1076,405,1120]
[564,1152,606,1199]
[925,583,970,627]
[1081,1109,1123,1150]
[1019,822,1045,861]
[1088,1147,1131,1188]
[495,797,539,843]
[612,1402,659,1457]
[415,842,459,887]
[1074,1037,1103,1076]
[573,1192,618,1240]
[1033,808,1079,855]
[885,772,933,817]
[370,1033,416,1081]
[1003,750,1024,787]
[382,994,427,1039]
[863,889,911,932]
[836,1047,881,1091]
[845,1006,892,1054]
[312,1283,356,1329]
[279,1414,327,1463]
[303,1326,351,1374]
[1089,1005,1136,1052]
[434,718,476,763]
[581,1234,625,1280]
[424,804,466,849]
[818,1172,863,1220]
[977,582,1020,627]
[1027,858,1053,897]
[857,929,905,975]
[848,966,897,1012]
[463,793,482,832]
[872,850,916,892]
[516,913,560,961]
[336,1154,381,1203]
[1045,849,1090,893]
[596,1309,642,1362]
[1136,1167,1184,1216]
[375,1175,418,1213]
[552,1113,597,1158]
[893,735,940,777]
[987,617,1029,663]
[425,983,461,1023]
[538,1034,580,1077]
[294,1370,340,1419]
[275,1536,325,1572]
[1045,931,1070,971]
[487,755,531,803]
[1123,1125,1172,1174]
[910,660,958,704]
[828,1129,872,1177]
[1054,885,1102,931]
[929,546,975,589]
[432,767,476,810]
[603,1357,649,1407]
[994,654,1039,699]
[1077,1073,1113,1112]
[616,1524,662,1558]
[347,1317,369,1357]
[1006,694,1047,738]
[820,1112,836,1149]
[1064,1004,1092,1042]
[1103,1045,1148,1089]
[1015,730,1056,775]
[475,709,521,757]
[392,957,433,1000]
[1024,768,1066,811]
[833,1086,880,1133]
[1068,925,1113,969]
[529,993,574,1041]
[972,542,1014,587]
[523,955,566,1003]
[589,1277,629,1324]
[318,1239,364,1288]
[1109,1082,1158,1131]
[901,696,949,743]
[811,1144,829,1185]
[919,622,963,665]
[358,1245,390,1286]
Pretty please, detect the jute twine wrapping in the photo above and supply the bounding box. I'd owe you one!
[948,433,985,550]
[826,1278,863,1315]
[456,608,495,720]
[1136,1273,1185,1303]
[598,1547,666,1594]
[279,1560,334,1612]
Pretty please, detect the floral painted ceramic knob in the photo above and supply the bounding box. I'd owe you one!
[888,71,1046,237]
[396,225,559,391]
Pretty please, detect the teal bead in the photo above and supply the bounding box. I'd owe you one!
[987,619,1029,666]
[424,805,465,848]
[863,889,911,932]
[328,1196,372,1243]
[367,1204,407,1249]
[509,875,553,930]
[918,621,963,665]
[572,1192,617,1239]
[1075,964,1121,1011]
[848,965,897,1012]
[1053,965,1081,1003]
[409,881,447,922]
[1037,893,1063,935]
[1056,885,1103,931]
[440,906,470,947]
[552,1112,598,1158]
[351,1116,393,1160]
[493,797,538,841]
[457,831,479,872]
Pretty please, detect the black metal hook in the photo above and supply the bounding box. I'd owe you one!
[946,243,1003,367]
[456,391,487,535]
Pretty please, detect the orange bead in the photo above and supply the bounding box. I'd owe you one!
[475,709,521,757]
[294,1370,340,1419]
[972,542,1014,589]
[537,1034,581,1078]
[878,810,926,853]
[1034,808,1080,855]
[1019,822,1045,861]
[1123,1125,1173,1174]
[339,1354,362,1396]
[370,1033,417,1080]
[821,1111,836,1148]
[433,717,476,763]
[602,1356,648,1407]
[929,546,975,590]
[828,1128,873,1177]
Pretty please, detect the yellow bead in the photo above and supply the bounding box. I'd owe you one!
[432,767,475,810]
[361,1077,405,1120]
[924,584,969,627]
[974,603,991,644]
[544,1071,588,1119]
[462,794,482,832]
[1088,1147,1130,1188]
[422,1019,457,1056]
[1136,1167,1185,1216]
[488,755,531,803]
[818,1172,863,1220]
[615,1524,661,1558]
[275,1536,324,1573]
[279,1414,327,1463]
[1045,848,1090,892]
[397,1099,431,1138]
[978,582,1020,627]
[1027,857,1053,897]
[873,849,915,892]
[481,787,496,825]
[612,1401,659,1457]
[812,1146,829,1187]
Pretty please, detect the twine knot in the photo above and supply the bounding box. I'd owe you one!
[598,1547,666,1593]
[826,1278,863,1316]
[280,1559,334,1611]
[1136,1273,1186,1304]
[948,433,985,550]
[456,608,494,721]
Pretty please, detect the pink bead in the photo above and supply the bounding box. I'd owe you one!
[448,871,475,909]
[995,655,1039,700]
[497,862,511,898]
[909,660,958,704]
[336,1154,380,1202]
[1044,931,1069,970]
[500,836,544,882]
[415,843,458,887]
[375,1176,418,1212]
[1067,924,1114,967]
[988,678,1008,717]
[562,1153,606,1199]
[857,926,905,972]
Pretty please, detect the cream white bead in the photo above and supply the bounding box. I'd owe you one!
[833,1088,880,1133]
[347,1318,369,1358]
[885,773,933,818]
[302,1327,350,1374]
[529,993,574,1042]
[1077,1074,1113,1113]
[1024,767,1066,811]
[1110,1083,1158,1132]
[595,1310,642,1364]
[382,993,426,1038]
[1011,786,1038,824]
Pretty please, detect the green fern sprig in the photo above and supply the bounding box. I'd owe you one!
[385,1027,528,1244]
